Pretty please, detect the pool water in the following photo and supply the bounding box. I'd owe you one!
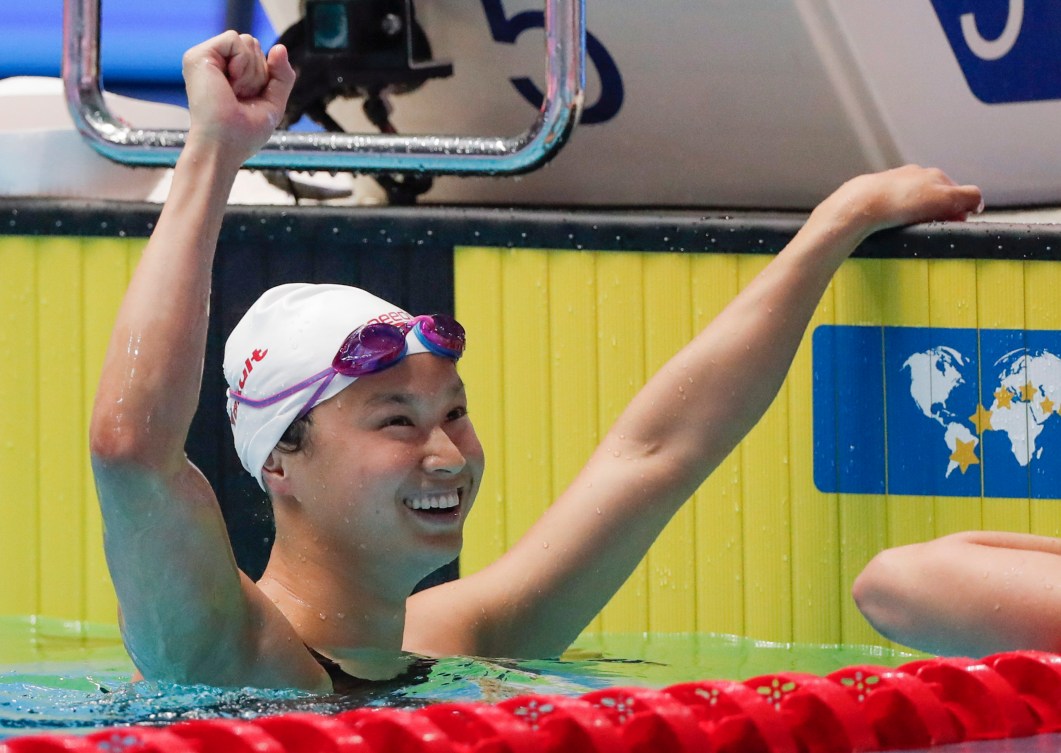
[0,614,931,738]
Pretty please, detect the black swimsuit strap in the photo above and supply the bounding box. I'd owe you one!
[305,645,435,697]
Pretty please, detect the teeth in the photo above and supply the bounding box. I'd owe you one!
[404,491,460,511]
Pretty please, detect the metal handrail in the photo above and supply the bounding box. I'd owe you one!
[62,1,585,174]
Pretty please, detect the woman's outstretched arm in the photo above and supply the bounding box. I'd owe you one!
[408,166,983,659]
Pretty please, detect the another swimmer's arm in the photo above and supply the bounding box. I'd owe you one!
[416,166,982,659]
[854,531,1061,656]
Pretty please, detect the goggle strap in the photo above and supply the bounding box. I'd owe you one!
[296,370,339,419]
[228,366,335,409]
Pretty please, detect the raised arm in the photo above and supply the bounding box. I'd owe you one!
[88,33,320,689]
[93,33,290,466]
[408,166,983,659]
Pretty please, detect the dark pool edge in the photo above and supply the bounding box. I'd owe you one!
[3,197,1060,261]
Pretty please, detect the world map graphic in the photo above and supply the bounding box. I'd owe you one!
[813,326,1061,498]
[903,346,1061,478]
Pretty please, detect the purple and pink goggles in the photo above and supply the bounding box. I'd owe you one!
[228,314,465,419]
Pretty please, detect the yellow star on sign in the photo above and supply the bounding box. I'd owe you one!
[1043,397,1056,415]
[994,387,1015,408]
[968,404,994,434]
[1020,382,1040,402]
[950,438,980,475]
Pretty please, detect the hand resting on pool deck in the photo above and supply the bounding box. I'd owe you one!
[88,31,984,692]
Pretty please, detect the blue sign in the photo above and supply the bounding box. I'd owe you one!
[813,326,1061,498]
[929,0,1061,104]
[0,2,272,81]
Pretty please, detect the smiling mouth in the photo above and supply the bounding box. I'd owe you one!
[403,490,461,514]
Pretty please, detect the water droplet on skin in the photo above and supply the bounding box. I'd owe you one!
[319,612,327,621]
[542,541,550,549]
[595,507,602,515]
[993,603,1001,611]
[612,450,621,458]
[337,612,346,619]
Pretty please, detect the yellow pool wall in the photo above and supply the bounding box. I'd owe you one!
[4,234,1060,649]
[454,246,1061,646]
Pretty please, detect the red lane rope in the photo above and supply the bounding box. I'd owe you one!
[5,650,1061,753]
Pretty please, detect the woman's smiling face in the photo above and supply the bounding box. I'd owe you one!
[271,353,484,584]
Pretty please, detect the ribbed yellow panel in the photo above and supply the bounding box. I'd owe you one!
[929,260,983,536]
[833,260,886,646]
[0,238,40,616]
[737,256,792,643]
[1022,263,1061,538]
[790,269,837,644]
[643,253,696,633]
[1027,260,1061,537]
[596,253,648,634]
[37,237,86,620]
[977,260,1029,533]
[500,250,553,556]
[547,251,601,635]
[455,248,507,575]
[80,238,135,624]
[690,255,744,636]
[0,235,131,626]
[881,260,935,557]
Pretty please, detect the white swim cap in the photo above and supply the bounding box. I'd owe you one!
[223,283,431,489]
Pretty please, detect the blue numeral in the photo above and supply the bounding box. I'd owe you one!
[480,0,624,124]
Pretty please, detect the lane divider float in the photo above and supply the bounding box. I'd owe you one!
[6,650,1061,753]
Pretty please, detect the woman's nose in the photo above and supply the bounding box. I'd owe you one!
[423,427,466,474]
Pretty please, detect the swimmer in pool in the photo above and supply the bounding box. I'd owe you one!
[89,31,984,691]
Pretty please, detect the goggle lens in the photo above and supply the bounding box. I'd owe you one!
[413,314,465,359]
[331,315,464,377]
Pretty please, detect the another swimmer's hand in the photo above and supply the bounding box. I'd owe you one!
[813,164,984,251]
[182,31,296,169]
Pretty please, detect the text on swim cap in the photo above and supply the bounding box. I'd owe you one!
[366,311,412,326]
[238,348,269,390]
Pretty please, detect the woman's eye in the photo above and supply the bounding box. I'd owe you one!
[447,406,468,421]
[382,415,414,428]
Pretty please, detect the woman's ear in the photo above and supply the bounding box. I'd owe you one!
[261,449,291,497]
